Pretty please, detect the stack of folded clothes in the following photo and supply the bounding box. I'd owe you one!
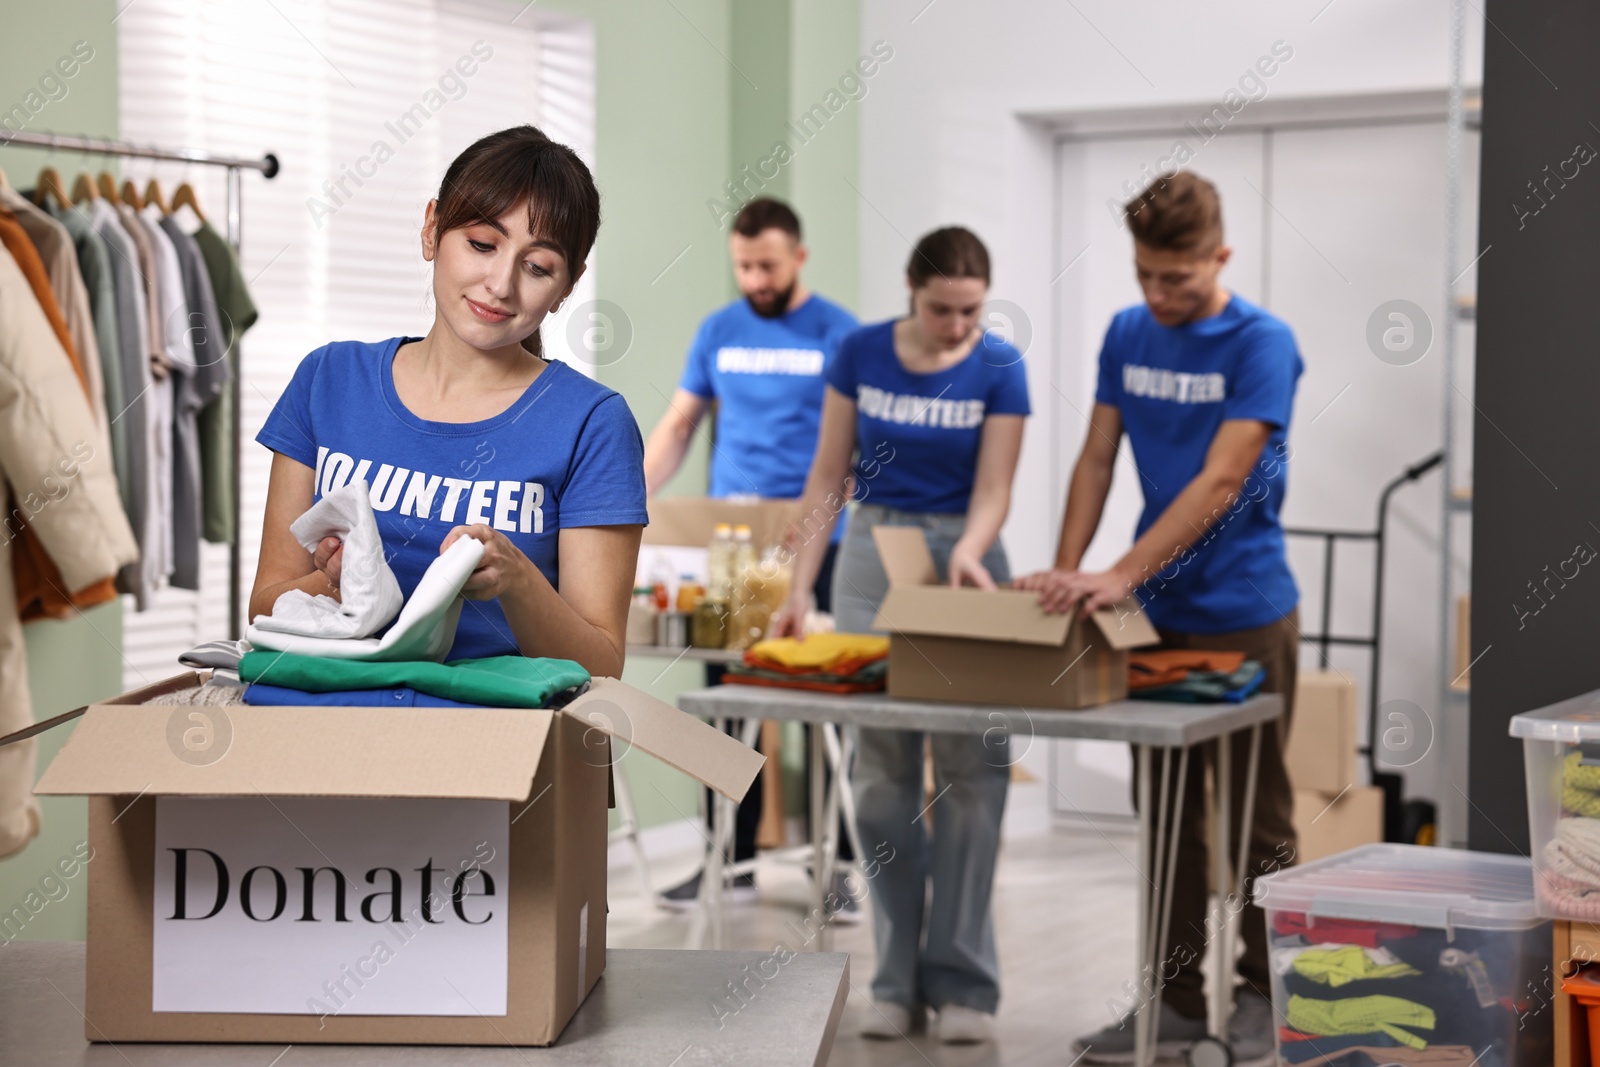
[724,633,890,694]
[170,482,592,712]
[1536,751,1600,917]
[1127,649,1265,703]
[238,651,591,709]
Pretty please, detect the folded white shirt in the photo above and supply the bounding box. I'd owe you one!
[252,480,404,641]
[247,537,485,662]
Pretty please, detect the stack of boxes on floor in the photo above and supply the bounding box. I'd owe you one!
[1284,670,1384,862]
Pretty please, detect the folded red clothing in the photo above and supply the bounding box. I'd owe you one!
[723,674,885,695]
[742,652,888,678]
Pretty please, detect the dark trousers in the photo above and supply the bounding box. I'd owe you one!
[705,542,852,864]
[1134,609,1300,1020]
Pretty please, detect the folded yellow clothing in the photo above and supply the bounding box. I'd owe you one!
[747,633,890,671]
[1293,944,1420,987]
[1565,751,1600,817]
[1286,993,1435,1050]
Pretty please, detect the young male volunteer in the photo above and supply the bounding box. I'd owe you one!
[1016,172,1303,1066]
[641,197,859,916]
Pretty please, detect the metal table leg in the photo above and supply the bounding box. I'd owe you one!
[1148,745,1190,1063]
[1135,744,1152,1067]
[1213,736,1232,1036]
[809,721,827,938]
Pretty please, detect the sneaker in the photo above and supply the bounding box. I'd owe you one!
[1226,990,1276,1066]
[859,1000,914,1039]
[827,872,863,925]
[654,869,758,912]
[1073,1002,1209,1064]
[933,1004,993,1044]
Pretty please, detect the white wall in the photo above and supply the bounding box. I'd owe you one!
[858,0,1484,836]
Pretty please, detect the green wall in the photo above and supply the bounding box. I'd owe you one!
[0,0,859,938]
[0,0,126,941]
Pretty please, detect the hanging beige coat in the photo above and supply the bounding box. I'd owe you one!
[0,247,138,858]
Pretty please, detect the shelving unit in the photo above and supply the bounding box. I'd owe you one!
[1437,0,1480,846]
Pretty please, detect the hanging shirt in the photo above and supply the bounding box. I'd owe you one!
[1095,294,1302,633]
[258,338,649,661]
[89,198,156,608]
[824,319,1030,514]
[679,294,858,499]
[192,220,259,545]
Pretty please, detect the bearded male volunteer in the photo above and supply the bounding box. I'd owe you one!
[1017,172,1302,1066]
[642,197,859,916]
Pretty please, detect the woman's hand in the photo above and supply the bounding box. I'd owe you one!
[311,536,344,592]
[768,590,811,639]
[1018,567,1129,616]
[947,539,997,589]
[441,525,533,601]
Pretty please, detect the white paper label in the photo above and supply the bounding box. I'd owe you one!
[153,796,509,1016]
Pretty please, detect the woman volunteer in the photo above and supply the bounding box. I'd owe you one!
[773,226,1029,1045]
[251,126,647,676]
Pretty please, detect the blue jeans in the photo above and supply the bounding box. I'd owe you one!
[832,504,1011,1013]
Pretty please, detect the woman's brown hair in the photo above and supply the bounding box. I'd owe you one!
[906,226,991,288]
[431,125,600,355]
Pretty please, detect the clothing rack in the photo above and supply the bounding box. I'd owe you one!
[2,129,279,639]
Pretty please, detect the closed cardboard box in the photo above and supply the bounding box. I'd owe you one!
[1292,786,1383,864]
[641,496,802,550]
[35,672,762,1046]
[1284,670,1359,795]
[870,526,1159,709]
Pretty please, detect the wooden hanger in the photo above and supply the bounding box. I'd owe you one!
[97,171,120,203]
[143,177,169,214]
[120,178,145,210]
[171,181,206,223]
[71,171,100,204]
[34,166,73,209]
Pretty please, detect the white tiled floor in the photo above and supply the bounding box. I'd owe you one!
[605,781,1181,1066]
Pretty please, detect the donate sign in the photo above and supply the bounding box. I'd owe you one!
[153,796,509,1015]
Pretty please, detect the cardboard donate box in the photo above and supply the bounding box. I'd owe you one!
[35,672,763,1046]
[871,527,1160,708]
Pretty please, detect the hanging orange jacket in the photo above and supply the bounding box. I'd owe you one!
[0,210,120,620]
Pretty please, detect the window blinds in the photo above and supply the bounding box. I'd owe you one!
[116,0,595,690]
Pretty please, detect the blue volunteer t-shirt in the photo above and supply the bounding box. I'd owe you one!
[257,337,648,660]
[825,319,1030,514]
[680,294,858,499]
[1095,294,1302,633]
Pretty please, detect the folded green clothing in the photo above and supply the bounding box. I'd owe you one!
[238,650,591,709]
[726,659,888,686]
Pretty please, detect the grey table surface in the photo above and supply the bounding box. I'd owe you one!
[678,685,1283,747]
[3,942,849,1067]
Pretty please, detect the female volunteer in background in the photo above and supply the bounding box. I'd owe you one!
[251,126,647,676]
[774,227,1029,1046]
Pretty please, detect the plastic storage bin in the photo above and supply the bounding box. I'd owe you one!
[1511,692,1600,921]
[1253,844,1551,1066]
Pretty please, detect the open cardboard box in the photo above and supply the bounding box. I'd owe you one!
[34,671,763,1046]
[871,527,1159,708]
